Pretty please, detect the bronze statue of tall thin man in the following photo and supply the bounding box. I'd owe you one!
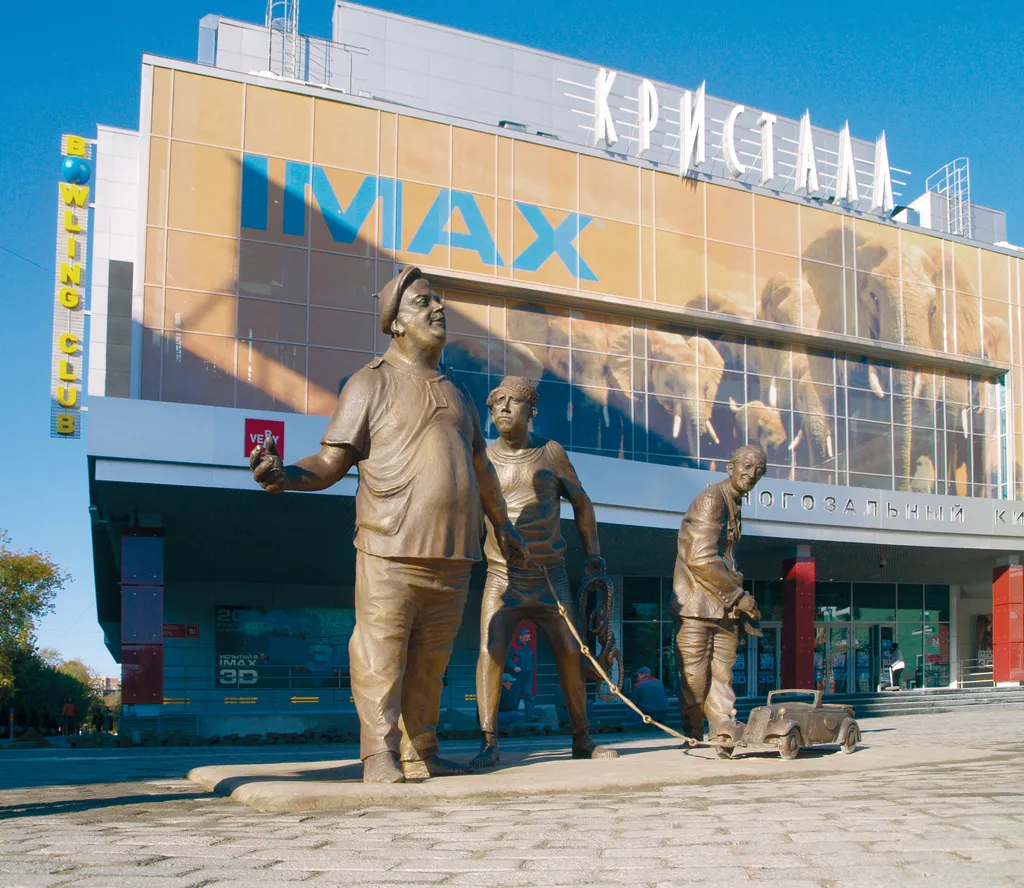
[470,376,618,768]
[672,444,765,742]
[250,266,527,784]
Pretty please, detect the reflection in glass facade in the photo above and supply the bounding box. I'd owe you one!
[138,67,1023,499]
[443,296,1007,498]
[621,578,951,698]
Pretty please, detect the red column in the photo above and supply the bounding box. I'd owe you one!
[121,530,165,705]
[993,565,1024,684]
[781,554,815,690]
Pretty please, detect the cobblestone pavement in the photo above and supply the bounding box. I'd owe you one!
[2,708,1024,888]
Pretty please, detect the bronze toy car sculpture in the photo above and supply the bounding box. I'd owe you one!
[715,689,860,759]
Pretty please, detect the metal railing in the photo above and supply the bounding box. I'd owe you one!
[955,658,994,689]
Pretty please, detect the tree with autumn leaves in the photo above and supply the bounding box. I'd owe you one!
[0,529,102,732]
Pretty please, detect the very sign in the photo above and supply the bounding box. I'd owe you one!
[245,418,285,461]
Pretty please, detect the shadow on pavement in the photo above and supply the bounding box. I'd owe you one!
[0,792,211,819]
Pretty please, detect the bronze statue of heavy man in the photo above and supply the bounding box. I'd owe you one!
[471,376,618,768]
[672,445,766,743]
[250,267,526,784]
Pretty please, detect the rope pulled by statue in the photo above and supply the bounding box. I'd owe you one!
[534,564,725,750]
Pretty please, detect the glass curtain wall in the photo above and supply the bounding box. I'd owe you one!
[813,582,950,690]
[140,66,1018,500]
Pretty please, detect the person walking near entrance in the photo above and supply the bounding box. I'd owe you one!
[890,644,906,689]
[672,445,766,741]
[505,627,538,721]
[471,375,618,768]
[250,267,527,783]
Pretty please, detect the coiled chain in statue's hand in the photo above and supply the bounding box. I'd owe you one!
[576,571,623,702]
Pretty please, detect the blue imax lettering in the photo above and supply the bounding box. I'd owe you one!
[240,153,597,281]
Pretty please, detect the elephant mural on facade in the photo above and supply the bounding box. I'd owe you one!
[757,274,836,476]
[647,329,726,461]
[852,239,1006,494]
[728,397,788,452]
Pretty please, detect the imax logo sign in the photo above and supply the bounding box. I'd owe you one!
[240,154,598,281]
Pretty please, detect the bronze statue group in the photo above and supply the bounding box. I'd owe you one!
[251,267,767,783]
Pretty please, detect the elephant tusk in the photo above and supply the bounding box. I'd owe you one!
[729,397,741,413]
[826,433,834,459]
[913,372,924,399]
[869,367,885,398]
[769,378,778,409]
[603,404,610,427]
[961,407,969,439]
[672,411,682,440]
[705,419,720,444]
[789,428,804,451]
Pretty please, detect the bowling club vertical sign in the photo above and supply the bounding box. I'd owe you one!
[51,134,94,438]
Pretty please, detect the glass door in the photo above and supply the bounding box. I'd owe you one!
[755,626,781,696]
[875,624,895,688]
[852,626,874,692]
[814,626,851,694]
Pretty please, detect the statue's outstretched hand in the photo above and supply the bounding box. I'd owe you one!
[249,435,287,494]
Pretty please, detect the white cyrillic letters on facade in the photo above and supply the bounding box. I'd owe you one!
[638,79,659,155]
[723,104,746,177]
[835,122,859,203]
[679,81,706,175]
[796,110,819,194]
[758,112,776,185]
[872,131,894,213]
[594,68,618,148]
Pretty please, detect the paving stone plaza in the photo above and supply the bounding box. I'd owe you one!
[3,708,1024,888]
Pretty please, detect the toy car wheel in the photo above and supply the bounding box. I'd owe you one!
[778,728,801,760]
[840,722,860,754]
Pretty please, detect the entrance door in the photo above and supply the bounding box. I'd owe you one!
[874,624,896,688]
[755,626,781,696]
[814,626,851,694]
[852,626,874,692]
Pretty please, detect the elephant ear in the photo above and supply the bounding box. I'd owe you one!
[855,237,891,275]
[801,227,845,267]
[984,315,1011,364]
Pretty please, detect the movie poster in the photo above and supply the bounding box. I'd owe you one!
[976,615,993,664]
[215,605,356,688]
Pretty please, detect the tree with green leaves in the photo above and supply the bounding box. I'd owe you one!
[0,529,70,697]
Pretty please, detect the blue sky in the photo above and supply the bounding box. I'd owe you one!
[3,0,1023,673]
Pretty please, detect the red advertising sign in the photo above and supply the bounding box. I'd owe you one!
[163,623,200,639]
[245,418,285,461]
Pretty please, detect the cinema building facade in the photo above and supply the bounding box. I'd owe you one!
[64,3,1024,734]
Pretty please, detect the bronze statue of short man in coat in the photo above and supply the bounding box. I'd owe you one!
[672,444,766,741]
[250,266,526,783]
[469,376,618,767]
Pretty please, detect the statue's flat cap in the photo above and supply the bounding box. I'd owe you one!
[378,266,424,334]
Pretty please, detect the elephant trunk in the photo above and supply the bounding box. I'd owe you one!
[803,413,833,462]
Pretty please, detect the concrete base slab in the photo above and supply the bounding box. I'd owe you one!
[187,737,1001,813]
